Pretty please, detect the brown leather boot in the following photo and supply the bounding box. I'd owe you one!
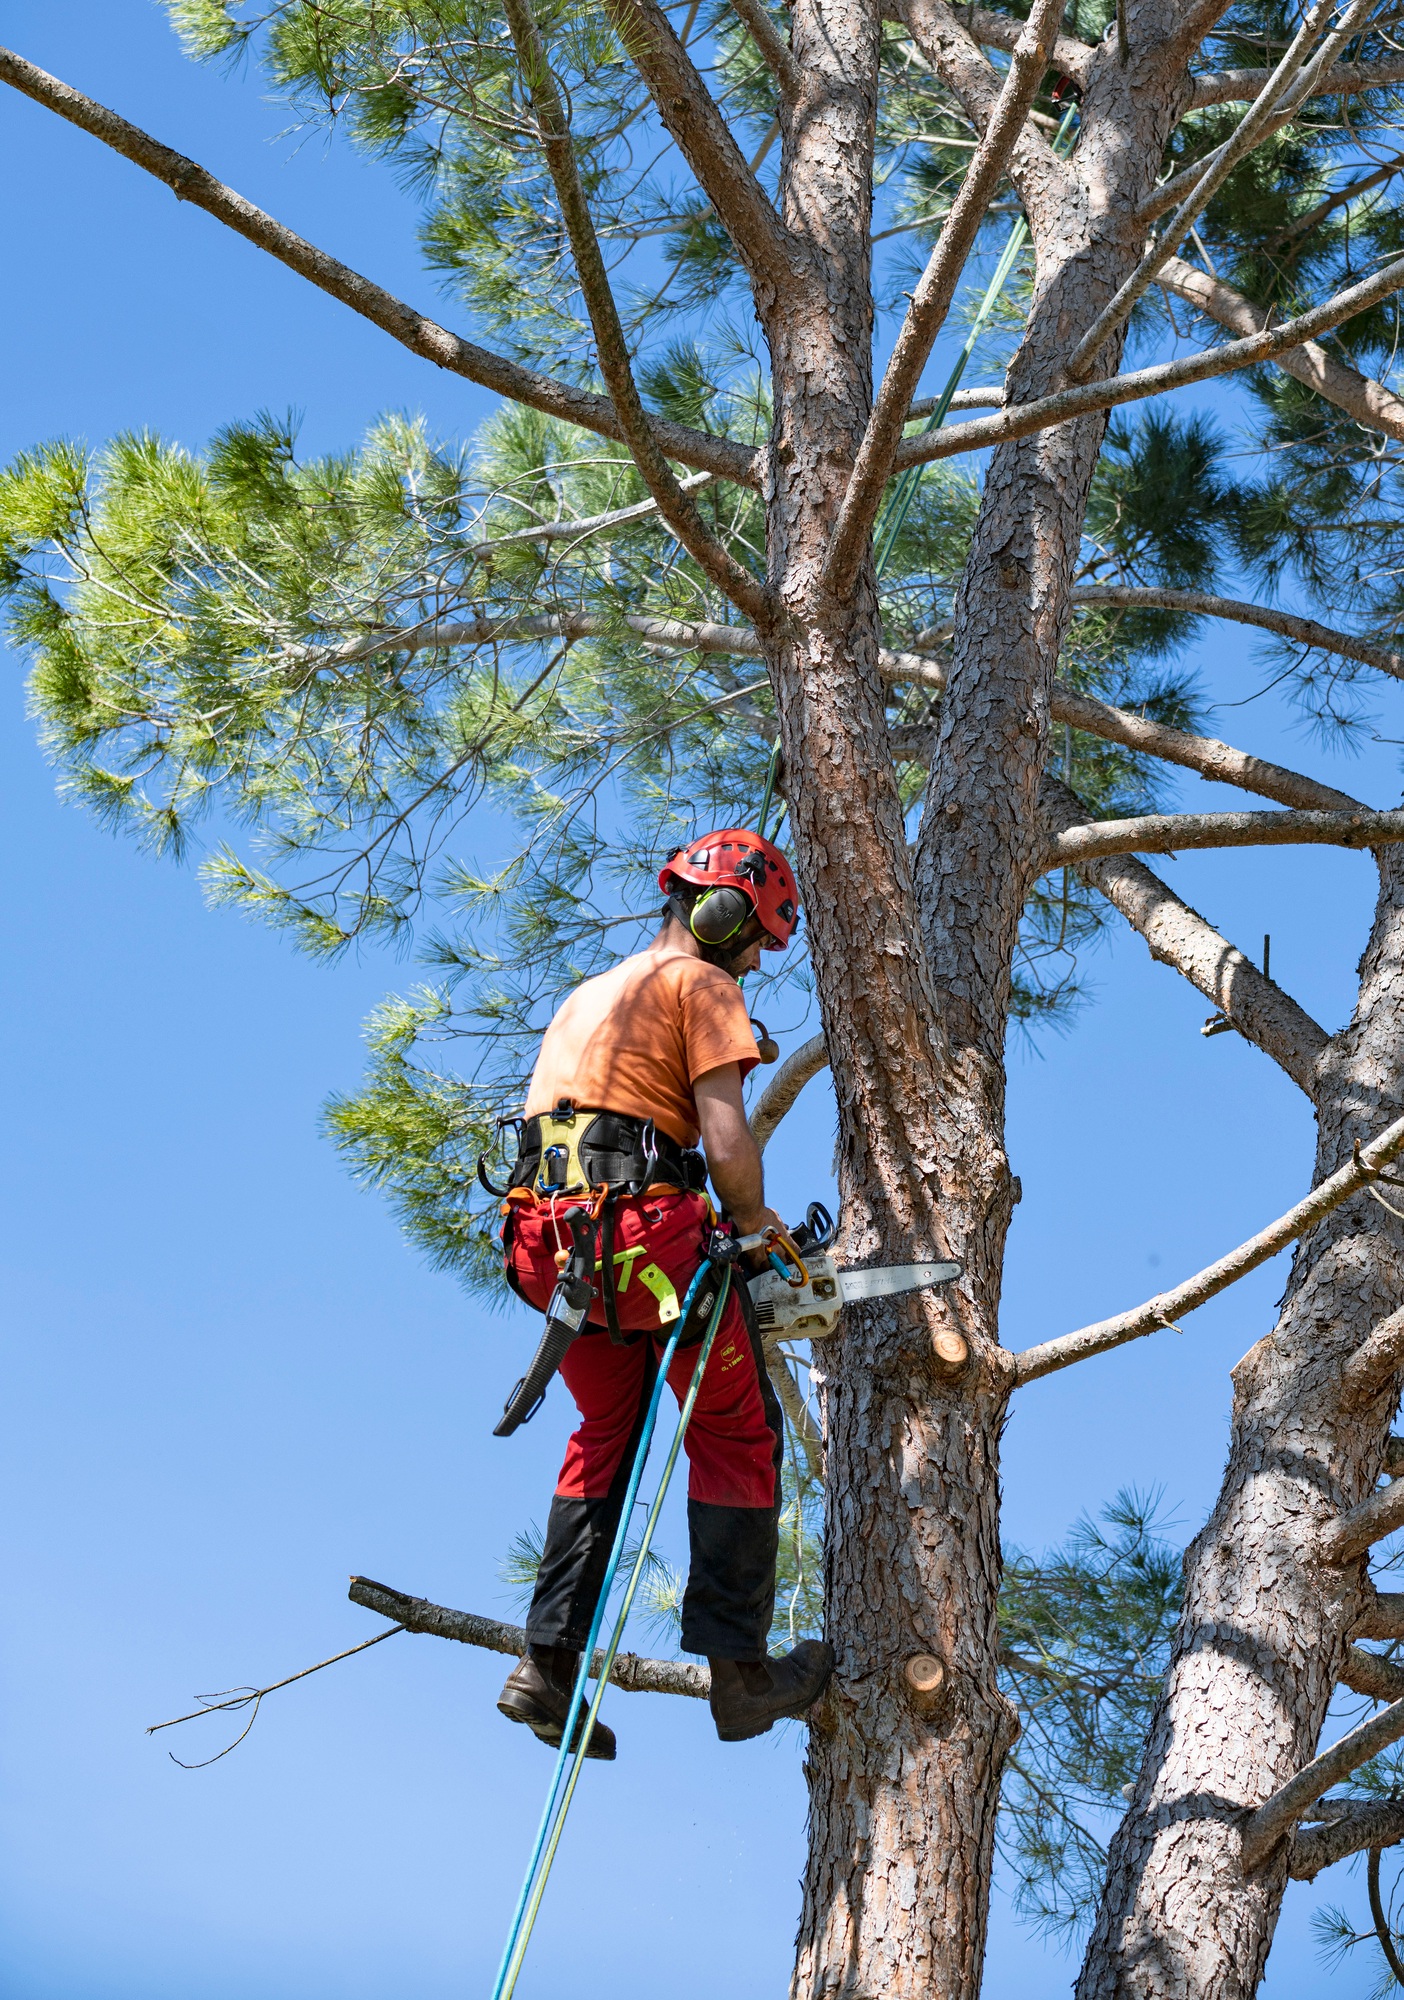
[707,1641,835,1742]
[497,1646,617,1761]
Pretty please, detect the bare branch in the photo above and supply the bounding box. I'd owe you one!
[0,46,755,487]
[504,0,773,625]
[1048,805,1404,867]
[1242,1698,1404,1870]
[750,1032,829,1151]
[471,471,714,557]
[1354,1588,1404,1639]
[768,1354,825,1481]
[1291,1799,1404,1879]
[1192,56,1404,106]
[1042,775,1331,1097]
[1158,257,1404,445]
[1342,1304,1404,1409]
[1069,0,1377,379]
[893,251,1404,473]
[1074,578,1404,677]
[728,0,802,96]
[347,1575,709,1698]
[1321,1466,1404,1564]
[602,0,802,300]
[909,385,1006,417]
[1340,1644,1404,1701]
[1013,1113,1404,1386]
[824,0,1066,596]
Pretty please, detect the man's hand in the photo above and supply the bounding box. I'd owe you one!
[693,1062,773,1237]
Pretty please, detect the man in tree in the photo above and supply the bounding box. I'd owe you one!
[496,828,834,1757]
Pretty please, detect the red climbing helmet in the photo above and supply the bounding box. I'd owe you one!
[659,828,800,951]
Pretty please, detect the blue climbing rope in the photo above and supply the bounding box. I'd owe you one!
[490,1256,734,2000]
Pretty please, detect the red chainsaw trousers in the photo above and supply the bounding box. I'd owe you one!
[505,1188,784,1658]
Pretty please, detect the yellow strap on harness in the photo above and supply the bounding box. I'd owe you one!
[636,1263,680,1323]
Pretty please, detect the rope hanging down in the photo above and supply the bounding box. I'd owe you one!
[490,1256,734,2000]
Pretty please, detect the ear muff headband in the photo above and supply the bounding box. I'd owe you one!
[688,883,754,945]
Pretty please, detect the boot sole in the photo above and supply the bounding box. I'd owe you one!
[497,1688,617,1761]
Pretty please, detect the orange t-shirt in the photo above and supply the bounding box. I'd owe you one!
[524,949,759,1147]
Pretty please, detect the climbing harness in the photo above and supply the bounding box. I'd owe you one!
[489,1249,736,2000]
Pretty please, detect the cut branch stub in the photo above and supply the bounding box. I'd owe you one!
[902,1652,948,1715]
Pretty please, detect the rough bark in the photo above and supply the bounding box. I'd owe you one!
[1077,850,1404,2000]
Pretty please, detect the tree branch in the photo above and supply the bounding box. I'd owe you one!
[1340,1644,1404,1702]
[602,0,801,301]
[1355,1589,1404,1640]
[750,1032,829,1151]
[1013,1114,1404,1386]
[768,1353,825,1481]
[0,46,755,487]
[346,1575,709,1697]
[1068,0,1376,377]
[1192,56,1404,106]
[504,0,773,625]
[1048,805,1404,867]
[962,6,1096,86]
[1041,775,1331,1097]
[892,250,1404,472]
[728,0,802,96]
[1342,1304,1404,1409]
[1242,1698,1404,1870]
[1074,578,1404,677]
[1291,1799,1404,1880]
[1158,256,1404,446]
[824,0,1065,595]
[1321,1464,1404,1565]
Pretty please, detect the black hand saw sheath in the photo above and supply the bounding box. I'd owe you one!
[494,1209,598,1437]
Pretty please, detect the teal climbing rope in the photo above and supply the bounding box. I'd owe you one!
[490,1257,734,2000]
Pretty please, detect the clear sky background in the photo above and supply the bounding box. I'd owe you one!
[2,7,1400,1997]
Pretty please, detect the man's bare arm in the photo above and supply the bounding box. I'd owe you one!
[693,1063,780,1237]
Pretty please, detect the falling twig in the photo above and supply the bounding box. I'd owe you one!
[146,1624,404,1768]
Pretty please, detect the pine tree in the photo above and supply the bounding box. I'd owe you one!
[9,2,1404,1991]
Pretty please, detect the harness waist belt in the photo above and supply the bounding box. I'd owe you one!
[510,1107,705,1197]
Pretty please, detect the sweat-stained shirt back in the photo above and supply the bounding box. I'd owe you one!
[524,948,759,1147]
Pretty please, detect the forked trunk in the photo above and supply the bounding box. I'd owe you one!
[1077,852,1404,2000]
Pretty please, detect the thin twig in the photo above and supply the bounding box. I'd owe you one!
[146,1624,403,1767]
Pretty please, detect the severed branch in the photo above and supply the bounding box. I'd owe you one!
[893,249,1404,473]
[1047,805,1404,866]
[1158,257,1404,446]
[347,1575,709,1697]
[1242,1697,1404,1870]
[750,1032,829,1152]
[0,47,755,488]
[503,0,772,625]
[1013,1113,1404,1386]
[1042,775,1331,1096]
[1074,580,1404,679]
[823,0,1067,594]
[1291,1799,1404,1880]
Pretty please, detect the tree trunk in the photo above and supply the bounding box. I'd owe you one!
[1076,851,1404,1999]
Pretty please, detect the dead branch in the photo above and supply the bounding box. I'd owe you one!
[1158,257,1404,445]
[750,1032,829,1151]
[824,0,1067,594]
[145,1624,404,1766]
[894,250,1404,472]
[1014,1114,1404,1386]
[347,1576,710,1697]
[1242,1698,1404,1869]
[1073,579,1404,678]
[1290,1799,1404,1880]
[0,47,756,488]
[1048,805,1404,866]
[1043,775,1331,1096]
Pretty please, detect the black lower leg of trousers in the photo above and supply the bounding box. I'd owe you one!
[524,1341,658,1653]
[679,1288,787,1660]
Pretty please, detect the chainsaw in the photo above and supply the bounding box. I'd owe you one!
[742,1202,962,1339]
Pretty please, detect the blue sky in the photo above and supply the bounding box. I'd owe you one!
[2,7,1400,1997]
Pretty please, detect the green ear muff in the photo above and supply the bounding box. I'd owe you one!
[689,884,754,945]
